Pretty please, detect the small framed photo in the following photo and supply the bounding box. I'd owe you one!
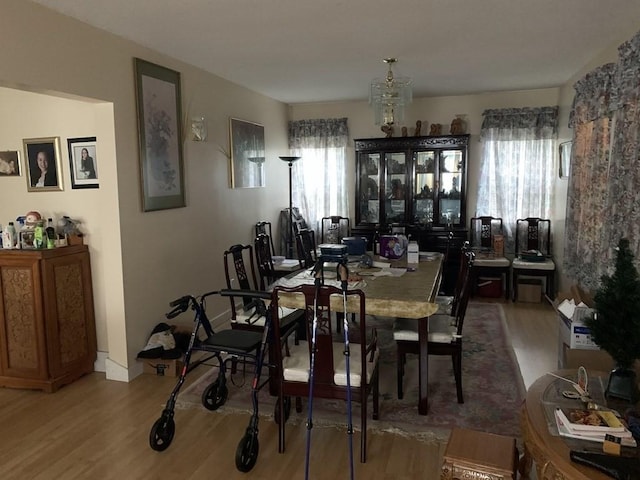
[68,137,99,189]
[23,137,63,192]
[0,151,20,176]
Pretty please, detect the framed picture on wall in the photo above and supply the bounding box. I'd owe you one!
[559,141,572,179]
[23,137,63,192]
[229,117,265,188]
[134,58,185,211]
[68,137,99,189]
[0,151,20,176]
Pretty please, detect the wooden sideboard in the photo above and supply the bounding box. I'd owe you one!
[0,245,97,392]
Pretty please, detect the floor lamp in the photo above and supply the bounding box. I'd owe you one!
[279,156,301,258]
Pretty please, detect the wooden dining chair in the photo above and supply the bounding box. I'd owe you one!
[469,216,511,300]
[321,216,350,244]
[511,217,555,301]
[254,233,288,290]
[393,250,475,403]
[435,240,470,316]
[270,283,379,463]
[295,228,318,269]
[254,221,275,257]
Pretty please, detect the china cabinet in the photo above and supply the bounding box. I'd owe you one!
[0,245,96,392]
[354,135,470,293]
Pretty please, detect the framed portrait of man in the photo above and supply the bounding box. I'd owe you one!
[23,137,63,192]
[68,137,99,189]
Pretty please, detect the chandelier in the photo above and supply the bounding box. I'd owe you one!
[369,58,413,126]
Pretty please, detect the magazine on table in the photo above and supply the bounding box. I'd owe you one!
[554,410,637,447]
[555,407,627,434]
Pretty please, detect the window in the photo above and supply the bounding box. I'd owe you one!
[476,107,558,247]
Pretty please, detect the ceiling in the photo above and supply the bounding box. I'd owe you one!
[31,0,640,104]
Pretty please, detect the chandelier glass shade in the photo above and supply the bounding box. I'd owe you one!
[369,58,413,126]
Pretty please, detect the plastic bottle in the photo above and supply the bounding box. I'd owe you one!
[2,222,16,249]
[33,220,45,249]
[46,218,56,249]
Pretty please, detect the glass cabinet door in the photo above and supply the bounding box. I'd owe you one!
[439,150,463,225]
[384,152,407,224]
[358,153,380,223]
[413,151,435,225]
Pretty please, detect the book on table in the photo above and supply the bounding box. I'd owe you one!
[554,409,637,447]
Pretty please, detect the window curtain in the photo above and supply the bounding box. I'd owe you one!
[565,30,640,291]
[476,106,558,251]
[288,118,349,232]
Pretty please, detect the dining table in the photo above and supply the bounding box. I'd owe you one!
[272,252,443,415]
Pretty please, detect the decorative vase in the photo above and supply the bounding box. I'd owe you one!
[605,367,639,403]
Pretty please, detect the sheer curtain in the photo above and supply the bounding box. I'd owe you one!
[288,118,349,232]
[565,30,640,290]
[476,107,558,251]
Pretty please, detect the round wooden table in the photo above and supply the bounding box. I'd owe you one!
[521,370,630,479]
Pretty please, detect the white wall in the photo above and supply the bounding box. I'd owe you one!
[0,0,291,379]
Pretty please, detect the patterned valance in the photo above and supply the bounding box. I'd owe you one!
[288,118,349,149]
[481,106,558,140]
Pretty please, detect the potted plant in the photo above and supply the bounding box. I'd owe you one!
[584,238,640,402]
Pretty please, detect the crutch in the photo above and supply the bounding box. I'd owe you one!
[304,259,323,480]
[338,261,355,480]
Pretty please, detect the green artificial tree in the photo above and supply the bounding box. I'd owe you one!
[585,238,640,401]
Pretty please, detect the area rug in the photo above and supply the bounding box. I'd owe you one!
[175,303,525,444]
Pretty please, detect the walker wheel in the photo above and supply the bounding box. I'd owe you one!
[149,415,175,451]
[274,396,291,425]
[202,379,228,410]
[235,432,259,472]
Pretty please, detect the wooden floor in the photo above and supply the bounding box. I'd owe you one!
[0,299,556,480]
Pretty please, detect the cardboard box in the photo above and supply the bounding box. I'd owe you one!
[140,358,182,377]
[517,278,542,303]
[558,342,614,371]
[477,276,502,298]
[553,286,599,350]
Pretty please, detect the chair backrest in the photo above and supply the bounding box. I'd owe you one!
[254,233,276,290]
[223,244,260,315]
[449,241,471,316]
[295,228,317,269]
[469,216,503,250]
[452,250,475,336]
[255,221,275,256]
[321,216,350,244]
[271,284,368,388]
[515,218,551,256]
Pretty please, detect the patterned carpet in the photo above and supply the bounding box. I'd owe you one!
[175,302,525,444]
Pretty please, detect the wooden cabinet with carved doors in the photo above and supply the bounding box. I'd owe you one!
[0,245,96,392]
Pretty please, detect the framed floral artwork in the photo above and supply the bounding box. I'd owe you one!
[134,58,185,211]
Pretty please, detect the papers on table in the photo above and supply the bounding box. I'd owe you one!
[274,259,300,271]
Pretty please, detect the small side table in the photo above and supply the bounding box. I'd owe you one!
[441,427,518,480]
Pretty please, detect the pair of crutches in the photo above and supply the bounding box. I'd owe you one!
[305,260,355,480]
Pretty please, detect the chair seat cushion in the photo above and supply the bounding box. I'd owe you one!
[232,305,297,327]
[512,257,555,271]
[473,256,511,268]
[392,315,457,343]
[282,340,379,387]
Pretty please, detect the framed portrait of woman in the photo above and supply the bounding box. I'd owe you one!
[23,137,63,192]
[68,137,99,189]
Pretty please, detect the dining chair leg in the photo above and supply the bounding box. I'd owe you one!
[360,390,367,463]
[278,394,286,453]
[452,352,464,404]
[372,370,380,420]
[397,349,405,400]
